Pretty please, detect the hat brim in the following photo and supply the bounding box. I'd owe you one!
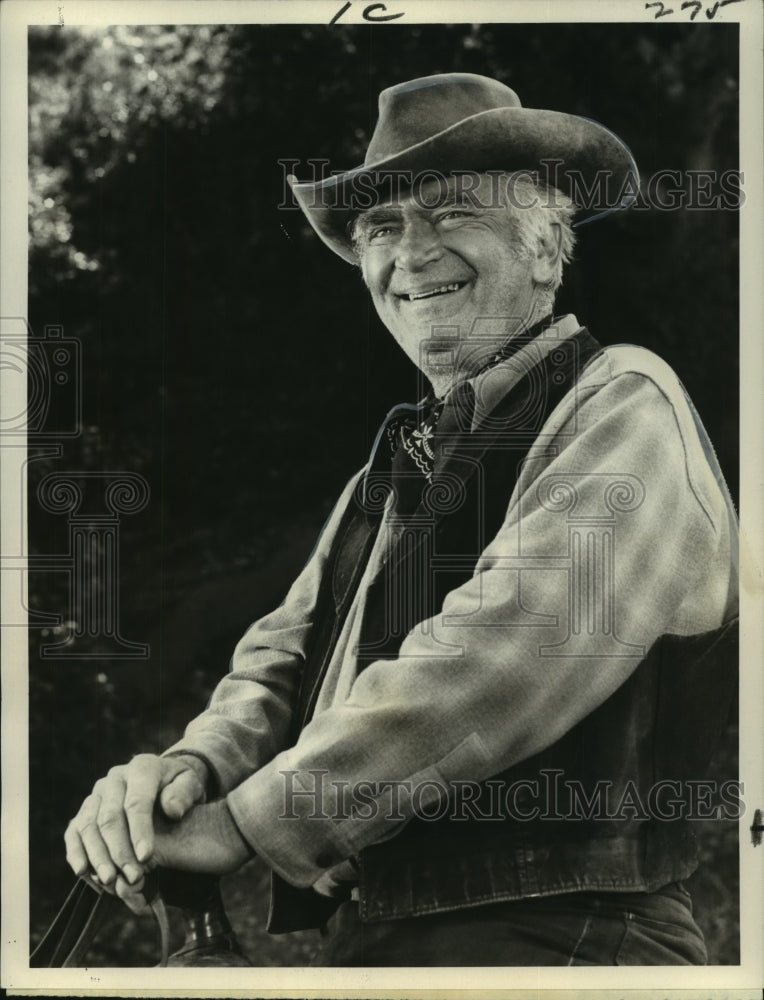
[289,106,639,263]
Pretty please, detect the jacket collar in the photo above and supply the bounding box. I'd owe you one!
[426,314,587,504]
[465,313,583,432]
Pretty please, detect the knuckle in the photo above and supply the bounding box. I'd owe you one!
[130,753,158,769]
[96,809,121,832]
[78,819,99,838]
[123,793,153,813]
[82,792,102,814]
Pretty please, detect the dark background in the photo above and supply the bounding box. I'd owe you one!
[27,22,739,965]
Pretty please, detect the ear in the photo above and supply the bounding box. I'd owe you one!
[531,222,562,286]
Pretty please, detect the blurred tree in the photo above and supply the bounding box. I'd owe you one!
[27,22,739,965]
[29,26,231,285]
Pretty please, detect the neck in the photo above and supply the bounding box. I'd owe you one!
[428,305,554,399]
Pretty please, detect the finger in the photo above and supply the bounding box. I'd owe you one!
[113,873,151,917]
[122,755,164,864]
[64,817,90,878]
[96,771,144,886]
[159,768,205,820]
[71,793,119,886]
[81,870,117,897]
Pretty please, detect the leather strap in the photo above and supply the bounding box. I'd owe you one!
[32,870,245,967]
[30,877,118,968]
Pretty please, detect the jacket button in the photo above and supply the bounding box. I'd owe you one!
[316,852,334,868]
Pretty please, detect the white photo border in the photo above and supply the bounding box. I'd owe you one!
[2,0,762,995]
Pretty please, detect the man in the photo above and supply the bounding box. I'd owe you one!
[65,74,738,966]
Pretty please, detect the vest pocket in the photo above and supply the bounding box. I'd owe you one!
[614,907,707,965]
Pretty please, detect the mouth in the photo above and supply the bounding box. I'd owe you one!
[397,281,469,302]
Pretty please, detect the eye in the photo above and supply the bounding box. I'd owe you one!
[368,225,396,241]
[360,220,403,246]
[437,209,474,223]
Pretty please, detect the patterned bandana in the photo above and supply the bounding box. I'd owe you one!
[387,396,445,482]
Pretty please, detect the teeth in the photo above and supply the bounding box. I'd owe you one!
[407,282,463,301]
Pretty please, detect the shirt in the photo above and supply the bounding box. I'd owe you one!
[165,314,738,891]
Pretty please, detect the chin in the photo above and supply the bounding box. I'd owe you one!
[423,363,455,384]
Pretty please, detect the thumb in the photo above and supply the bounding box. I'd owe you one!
[159,768,205,820]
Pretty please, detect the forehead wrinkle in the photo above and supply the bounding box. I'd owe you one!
[355,205,404,232]
[352,174,522,256]
[356,177,494,228]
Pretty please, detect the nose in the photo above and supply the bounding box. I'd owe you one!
[394,216,442,272]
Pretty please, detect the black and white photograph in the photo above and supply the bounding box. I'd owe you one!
[1,0,762,994]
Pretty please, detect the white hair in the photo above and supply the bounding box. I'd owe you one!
[499,174,577,311]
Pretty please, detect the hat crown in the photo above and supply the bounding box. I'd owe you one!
[365,73,523,165]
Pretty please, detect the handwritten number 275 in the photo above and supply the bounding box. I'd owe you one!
[646,0,742,19]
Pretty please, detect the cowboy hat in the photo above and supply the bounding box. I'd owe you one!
[287,73,639,263]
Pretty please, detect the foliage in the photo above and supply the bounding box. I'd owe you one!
[27,22,740,966]
[29,25,231,283]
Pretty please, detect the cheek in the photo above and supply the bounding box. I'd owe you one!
[360,251,389,290]
[359,260,373,291]
[369,288,393,321]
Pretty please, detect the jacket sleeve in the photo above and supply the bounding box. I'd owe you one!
[163,469,365,794]
[223,357,737,888]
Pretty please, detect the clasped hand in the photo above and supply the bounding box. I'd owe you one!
[64,754,251,915]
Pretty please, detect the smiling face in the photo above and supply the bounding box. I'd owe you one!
[354,173,562,397]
